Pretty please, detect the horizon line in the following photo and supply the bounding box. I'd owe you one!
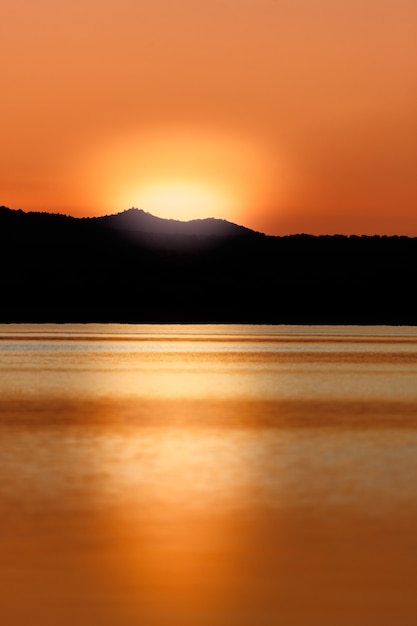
[1,204,414,239]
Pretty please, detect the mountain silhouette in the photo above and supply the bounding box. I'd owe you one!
[1,205,417,324]
[93,207,261,238]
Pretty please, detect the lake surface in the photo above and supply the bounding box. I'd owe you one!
[1,324,417,625]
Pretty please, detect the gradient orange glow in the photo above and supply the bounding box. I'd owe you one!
[2,0,417,234]
[73,128,283,223]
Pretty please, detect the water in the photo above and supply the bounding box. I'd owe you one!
[1,324,417,625]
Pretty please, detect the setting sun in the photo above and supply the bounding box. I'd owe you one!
[121,179,235,221]
[74,128,280,224]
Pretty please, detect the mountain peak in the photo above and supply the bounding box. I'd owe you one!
[94,207,263,238]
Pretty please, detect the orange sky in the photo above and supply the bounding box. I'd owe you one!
[2,0,417,235]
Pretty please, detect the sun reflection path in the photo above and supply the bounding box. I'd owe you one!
[2,325,417,624]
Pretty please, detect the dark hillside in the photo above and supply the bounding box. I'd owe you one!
[1,206,416,324]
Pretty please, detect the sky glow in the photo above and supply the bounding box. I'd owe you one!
[2,0,417,234]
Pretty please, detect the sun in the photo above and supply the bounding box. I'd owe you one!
[74,126,282,224]
[120,179,235,222]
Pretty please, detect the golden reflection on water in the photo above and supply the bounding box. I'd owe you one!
[1,325,417,625]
